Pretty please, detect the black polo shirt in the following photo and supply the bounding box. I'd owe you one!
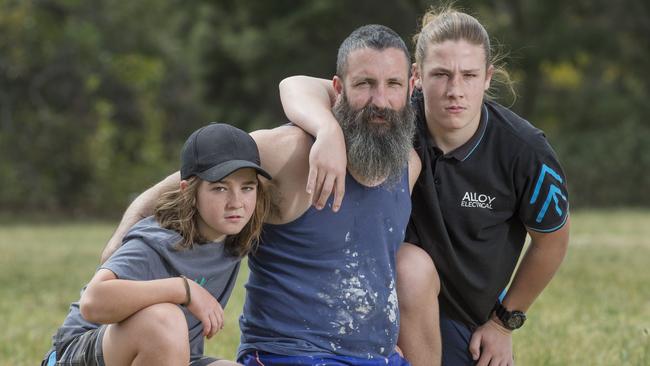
[405,90,569,328]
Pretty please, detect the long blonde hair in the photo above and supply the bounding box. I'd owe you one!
[412,2,516,102]
[154,176,270,257]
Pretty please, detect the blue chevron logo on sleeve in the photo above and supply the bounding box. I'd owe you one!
[535,184,567,223]
[530,164,567,223]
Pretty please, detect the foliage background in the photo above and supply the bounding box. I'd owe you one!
[1,0,648,216]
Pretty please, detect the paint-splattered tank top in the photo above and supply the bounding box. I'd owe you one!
[238,169,411,361]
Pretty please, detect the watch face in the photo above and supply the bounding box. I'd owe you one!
[507,312,526,329]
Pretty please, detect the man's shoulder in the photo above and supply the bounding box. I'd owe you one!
[251,124,314,150]
[251,125,313,224]
[251,125,312,176]
[407,148,421,191]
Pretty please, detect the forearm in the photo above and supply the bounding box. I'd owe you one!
[502,219,570,311]
[279,75,338,137]
[100,172,181,263]
[470,223,569,364]
[80,277,186,324]
[279,75,348,209]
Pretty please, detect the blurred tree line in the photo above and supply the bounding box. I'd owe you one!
[1,0,648,217]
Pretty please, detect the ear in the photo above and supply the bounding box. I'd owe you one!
[411,63,422,90]
[179,180,189,191]
[333,75,344,97]
[484,64,494,91]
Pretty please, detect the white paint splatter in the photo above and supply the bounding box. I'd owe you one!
[317,292,335,306]
[321,245,401,342]
[355,304,371,314]
[386,279,398,323]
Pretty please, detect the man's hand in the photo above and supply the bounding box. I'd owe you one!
[469,318,514,366]
[185,280,225,339]
[307,126,347,212]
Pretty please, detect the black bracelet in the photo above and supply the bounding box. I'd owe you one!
[180,275,191,306]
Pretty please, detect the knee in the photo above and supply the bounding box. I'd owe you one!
[124,303,189,345]
[397,244,440,307]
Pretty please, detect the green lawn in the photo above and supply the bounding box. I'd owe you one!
[1,210,648,365]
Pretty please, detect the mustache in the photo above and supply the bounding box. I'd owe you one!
[359,103,398,125]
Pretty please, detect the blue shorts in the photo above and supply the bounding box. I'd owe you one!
[239,351,411,366]
[440,313,475,366]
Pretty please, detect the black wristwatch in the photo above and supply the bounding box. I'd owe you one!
[493,301,526,330]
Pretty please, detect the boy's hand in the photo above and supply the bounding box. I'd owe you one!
[186,280,225,339]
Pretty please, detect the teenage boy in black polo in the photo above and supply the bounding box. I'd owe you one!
[406,89,569,364]
[409,88,571,328]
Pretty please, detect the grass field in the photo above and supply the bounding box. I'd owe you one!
[1,210,649,365]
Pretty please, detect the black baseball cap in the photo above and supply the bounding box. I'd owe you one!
[180,123,271,182]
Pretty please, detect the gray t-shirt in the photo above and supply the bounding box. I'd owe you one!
[51,216,241,362]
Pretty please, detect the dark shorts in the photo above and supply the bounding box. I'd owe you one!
[42,326,107,366]
[42,325,219,366]
[239,350,411,366]
[440,313,475,366]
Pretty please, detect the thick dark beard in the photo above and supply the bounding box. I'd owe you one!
[333,93,416,185]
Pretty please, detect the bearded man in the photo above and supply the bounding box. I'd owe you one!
[100,24,423,366]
